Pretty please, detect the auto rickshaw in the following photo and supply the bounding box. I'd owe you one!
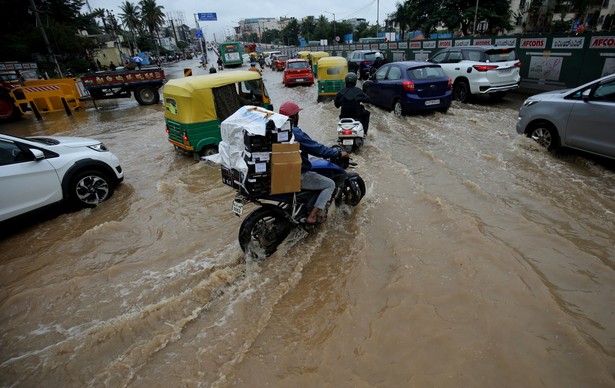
[297,51,312,61]
[164,71,272,158]
[309,51,330,75]
[316,56,348,102]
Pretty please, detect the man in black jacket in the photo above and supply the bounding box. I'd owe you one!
[334,72,371,136]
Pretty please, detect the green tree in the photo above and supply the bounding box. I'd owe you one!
[391,1,412,40]
[281,18,300,46]
[139,0,165,54]
[301,16,317,42]
[119,1,141,53]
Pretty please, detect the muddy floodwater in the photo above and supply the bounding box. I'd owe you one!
[1,57,614,387]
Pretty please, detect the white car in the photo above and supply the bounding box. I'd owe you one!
[429,45,521,103]
[0,133,124,223]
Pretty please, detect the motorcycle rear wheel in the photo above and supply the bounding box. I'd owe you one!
[238,206,292,258]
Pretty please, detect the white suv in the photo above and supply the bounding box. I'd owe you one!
[429,46,521,103]
[0,133,124,223]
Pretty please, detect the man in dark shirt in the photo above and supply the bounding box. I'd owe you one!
[334,72,371,136]
[279,101,347,224]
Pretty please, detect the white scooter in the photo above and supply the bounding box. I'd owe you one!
[337,118,365,153]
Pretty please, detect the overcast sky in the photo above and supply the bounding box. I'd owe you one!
[82,0,399,41]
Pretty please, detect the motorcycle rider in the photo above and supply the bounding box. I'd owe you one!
[334,72,371,136]
[279,101,348,224]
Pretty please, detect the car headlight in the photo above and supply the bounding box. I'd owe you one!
[522,99,540,108]
[88,143,108,152]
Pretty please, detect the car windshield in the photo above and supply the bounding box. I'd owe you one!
[364,53,377,60]
[408,66,447,80]
[288,61,309,69]
[485,49,517,62]
[278,56,288,61]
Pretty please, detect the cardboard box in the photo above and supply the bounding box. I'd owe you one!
[270,143,302,194]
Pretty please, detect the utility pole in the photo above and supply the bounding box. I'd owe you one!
[193,13,206,55]
[29,0,63,78]
[473,0,479,35]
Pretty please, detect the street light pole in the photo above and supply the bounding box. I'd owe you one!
[473,0,479,35]
[326,11,336,44]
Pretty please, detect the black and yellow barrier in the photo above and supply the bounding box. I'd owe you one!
[10,80,83,120]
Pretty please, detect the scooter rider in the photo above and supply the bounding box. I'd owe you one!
[334,72,371,136]
[279,101,348,224]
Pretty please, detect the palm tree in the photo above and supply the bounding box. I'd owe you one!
[119,1,141,54]
[139,0,165,55]
[392,1,411,40]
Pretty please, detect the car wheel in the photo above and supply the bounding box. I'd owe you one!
[453,80,471,103]
[393,100,404,117]
[529,122,560,151]
[68,169,113,209]
[134,85,160,105]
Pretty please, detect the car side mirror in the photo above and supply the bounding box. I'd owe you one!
[30,148,45,161]
[582,88,591,102]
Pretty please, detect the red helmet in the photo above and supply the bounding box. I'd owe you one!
[279,101,302,116]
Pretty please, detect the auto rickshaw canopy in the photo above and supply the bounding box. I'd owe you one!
[316,56,348,80]
[163,71,263,123]
[297,51,312,60]
[309,51,330,74]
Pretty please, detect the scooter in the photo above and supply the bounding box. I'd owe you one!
[233,148,365,258]
[337,118,365,153]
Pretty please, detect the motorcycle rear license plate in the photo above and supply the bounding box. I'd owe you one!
[342,139,354,145]
[425,99,440,106]
[232,200,243,216]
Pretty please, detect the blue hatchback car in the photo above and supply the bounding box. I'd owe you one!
[362,61,453,116]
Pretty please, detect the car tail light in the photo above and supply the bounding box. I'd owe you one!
[514,61,522,68]
[473,64,498,72]
[362,61,371,66]
[182,130,189,142]
[165,125,169,134]
[402,81,415,92]
[448,77,452,89]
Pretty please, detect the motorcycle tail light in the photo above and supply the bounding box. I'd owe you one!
[402,81,415,92]
[341,129,353,135]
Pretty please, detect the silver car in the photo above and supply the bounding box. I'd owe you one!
[516,73,615,159]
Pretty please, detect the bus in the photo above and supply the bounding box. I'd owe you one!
[358,37,386,44]
[218,42,243,67]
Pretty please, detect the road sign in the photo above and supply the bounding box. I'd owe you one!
[198,13,217,21]
[195,29,203,38]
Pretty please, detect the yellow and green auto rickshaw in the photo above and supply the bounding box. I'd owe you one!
[163,71,272,158]
[309,51,330,75]
[297,51,312,61]
[316,56,348,102]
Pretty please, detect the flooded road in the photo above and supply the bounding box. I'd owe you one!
[1,57,614,387]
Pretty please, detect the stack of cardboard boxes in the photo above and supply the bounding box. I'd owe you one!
[219,106,301,196]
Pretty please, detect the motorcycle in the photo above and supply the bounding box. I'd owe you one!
[337,118,365,153]
[233,149,366,258]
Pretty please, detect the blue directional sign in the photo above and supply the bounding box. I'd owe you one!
[195,29,203,38]
[198,13,217,21]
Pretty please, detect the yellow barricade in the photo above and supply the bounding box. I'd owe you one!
[10,81,83,118]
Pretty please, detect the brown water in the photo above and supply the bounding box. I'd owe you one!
[1,59,614,387]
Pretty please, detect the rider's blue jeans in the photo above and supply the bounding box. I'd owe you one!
[301,171,335,210]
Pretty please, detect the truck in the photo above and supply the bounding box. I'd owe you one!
[80,66,165,105]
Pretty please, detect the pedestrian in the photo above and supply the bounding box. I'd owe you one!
[109,61,116,71]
